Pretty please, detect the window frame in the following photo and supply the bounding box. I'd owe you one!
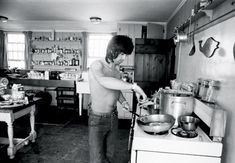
[6,32,26,69]
[86,33,113,68]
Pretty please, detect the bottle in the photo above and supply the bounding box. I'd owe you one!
[204,80,220,103]
[196,78,203,98]
[44,71,49,80]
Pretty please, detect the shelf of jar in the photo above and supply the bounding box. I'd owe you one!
[32,40,81,43]
[32,65,81,71]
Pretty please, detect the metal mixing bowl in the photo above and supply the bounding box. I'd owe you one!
[179,115,200,131]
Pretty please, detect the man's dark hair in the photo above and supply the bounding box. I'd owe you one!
[105,35,134,63]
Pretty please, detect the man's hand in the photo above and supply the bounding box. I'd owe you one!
[132,83,147,102]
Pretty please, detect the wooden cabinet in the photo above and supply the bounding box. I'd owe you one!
[134,38,175,95]
[30,31,84,71]
[147,23,164,39]
[117,91,133,119]
[117,23,142,66]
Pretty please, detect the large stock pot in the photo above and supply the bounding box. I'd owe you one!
[159,90,195,126]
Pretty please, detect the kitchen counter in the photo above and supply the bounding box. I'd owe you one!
[8,78,75,87]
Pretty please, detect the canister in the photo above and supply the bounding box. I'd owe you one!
[199,79,209,99]
[203,80,220,103]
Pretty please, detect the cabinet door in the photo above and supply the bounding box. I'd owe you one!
[147,23,164,39]
[117,92,133,119]
[117,23,142,66]
[137,151,221,163]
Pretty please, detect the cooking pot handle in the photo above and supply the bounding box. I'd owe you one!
[171,101,186,109]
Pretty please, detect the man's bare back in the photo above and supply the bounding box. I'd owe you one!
[89,60,121,113]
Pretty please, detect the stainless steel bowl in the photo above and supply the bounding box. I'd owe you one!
[137,114,175,133]
[179,115,200,131]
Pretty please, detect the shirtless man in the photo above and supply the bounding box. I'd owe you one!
[88,35,147,163]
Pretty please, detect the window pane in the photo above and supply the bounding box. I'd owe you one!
[7,44,12,51]
[17,44,25,51]
[87,33,112,68]
[8,34,17,42]
[12,52,18,59]
[17,35,25,43]
[18,52,25,60]
[8,61,25,69]
[8,52,13,59]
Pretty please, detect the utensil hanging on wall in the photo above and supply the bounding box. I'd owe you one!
[199,37,220,58]
[189,24,196,56]
[189,1,197,56]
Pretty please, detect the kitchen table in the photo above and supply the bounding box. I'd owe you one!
[0,98,40,159]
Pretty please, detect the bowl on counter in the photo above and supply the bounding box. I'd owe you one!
[179,115,200,131]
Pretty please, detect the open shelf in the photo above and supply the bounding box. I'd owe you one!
[176,0,226,32]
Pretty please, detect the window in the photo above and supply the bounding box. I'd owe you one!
[87,33,112,68]
[7,33,26,69]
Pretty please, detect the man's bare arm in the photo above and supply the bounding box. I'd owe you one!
[90,61,133,90]
[90,61,147,100]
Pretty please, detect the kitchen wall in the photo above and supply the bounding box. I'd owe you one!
[167,0,235,163]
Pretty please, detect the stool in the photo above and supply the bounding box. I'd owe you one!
[56,82,78,111]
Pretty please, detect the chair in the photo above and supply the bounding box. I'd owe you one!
[56,81,78,111]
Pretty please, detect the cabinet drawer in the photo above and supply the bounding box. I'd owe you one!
[137,151,221,163]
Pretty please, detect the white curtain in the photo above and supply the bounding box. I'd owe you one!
[0,30,8,69]
[23,31,32,69]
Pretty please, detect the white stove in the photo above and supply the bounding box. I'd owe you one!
[130,100,225,163]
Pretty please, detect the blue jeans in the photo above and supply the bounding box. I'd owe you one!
[88,109,118,163]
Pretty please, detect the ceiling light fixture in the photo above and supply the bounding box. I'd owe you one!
[90,17,102,24]
[0,16,8,23]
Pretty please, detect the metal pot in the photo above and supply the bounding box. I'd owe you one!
[137,114,175,134]
[159,91,195,126]
[179,115,200,131]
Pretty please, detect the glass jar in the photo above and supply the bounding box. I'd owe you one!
[196,78,203,98]
[203,80,220,103]
[199,79,209,100]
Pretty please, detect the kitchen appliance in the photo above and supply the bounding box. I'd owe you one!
[130,99,226,163]
[159,89,194,126]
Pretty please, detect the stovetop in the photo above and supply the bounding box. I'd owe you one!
[134,123,209,142]
[132,122,223,157]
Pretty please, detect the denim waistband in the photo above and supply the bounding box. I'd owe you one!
[89,108,118,117]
